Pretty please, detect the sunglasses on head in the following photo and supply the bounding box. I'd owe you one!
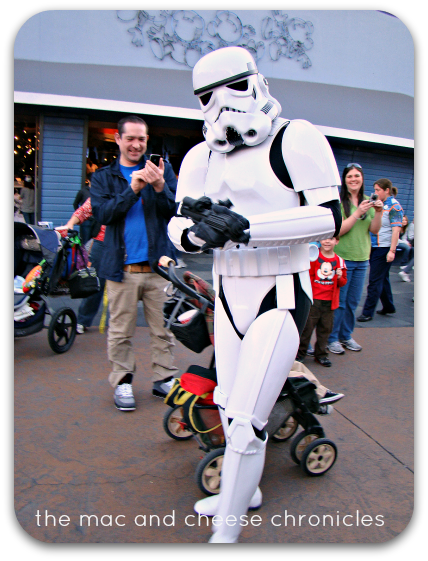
[346,163,362,169]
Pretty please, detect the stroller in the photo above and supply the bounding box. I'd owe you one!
[14,222,86,353]
[153,257,339,496]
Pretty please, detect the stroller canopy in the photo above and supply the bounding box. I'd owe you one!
[14,222,61,268]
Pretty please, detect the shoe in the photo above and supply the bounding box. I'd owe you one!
[194,487,262,517]
[319,390,345,404]
[114,383,136,411]
[326,341,345,355]
[152,377,175,398]
[398,271,411,282]
[315,356,332,367]
[376,309,395,315]
[306,345,315,357]
[76,324,86,334]
[295,354,305,362]
[317,404,334,415]
[340,338,362,351]
[175,259,187,269]
[400,265,408,269]
[357,314,372,322]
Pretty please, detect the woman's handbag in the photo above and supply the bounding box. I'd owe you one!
[68,265,100,299]
[67,244,100,299]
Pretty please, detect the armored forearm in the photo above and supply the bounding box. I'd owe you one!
[244,205,336,247]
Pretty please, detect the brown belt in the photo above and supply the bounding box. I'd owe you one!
[123,262,152,273]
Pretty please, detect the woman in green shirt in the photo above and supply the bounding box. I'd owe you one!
[327,163,382,354]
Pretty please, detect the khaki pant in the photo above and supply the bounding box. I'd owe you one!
[106,271,179,388]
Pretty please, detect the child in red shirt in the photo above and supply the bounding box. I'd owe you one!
[297,237,347,367]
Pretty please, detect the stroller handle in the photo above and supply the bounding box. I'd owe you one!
[152,258,214,311]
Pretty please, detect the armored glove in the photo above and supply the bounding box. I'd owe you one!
[181,196,250,250]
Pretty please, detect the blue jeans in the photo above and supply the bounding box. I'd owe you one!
[328,260,369,343]
[77,239,106,327]
[397,241,412,265]
[79,220,93,245]
[22,212,35,225]
[361,247,394,317]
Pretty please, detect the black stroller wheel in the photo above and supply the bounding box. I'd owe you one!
[300,438,337,476]
[271,414,299,442]
[163,406,193,440]
[196,447,225,496]
[48,307,77,353]
[290,431,320,465]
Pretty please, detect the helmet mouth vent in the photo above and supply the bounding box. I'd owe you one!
[226,127,244,147]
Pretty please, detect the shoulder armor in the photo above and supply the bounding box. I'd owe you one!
[281,120,341,192]
[176,142,211,202]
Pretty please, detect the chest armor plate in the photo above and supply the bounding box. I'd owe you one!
[203,130,300,216]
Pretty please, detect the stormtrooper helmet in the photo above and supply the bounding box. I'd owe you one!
[193,46,282,153]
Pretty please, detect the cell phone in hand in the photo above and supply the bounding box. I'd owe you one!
[150,154,161,166]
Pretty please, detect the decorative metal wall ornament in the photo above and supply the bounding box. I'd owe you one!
[261,11,314,69]
[117,10,314,69]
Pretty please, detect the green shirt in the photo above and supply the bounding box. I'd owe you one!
[335,197,375,262]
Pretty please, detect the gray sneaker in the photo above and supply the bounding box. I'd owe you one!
[398,271,411,282]
[326,341,345,355]
[340,338,362,352]
[152,378,176,398]
[114,383,136,411]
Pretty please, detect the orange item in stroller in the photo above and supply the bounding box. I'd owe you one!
[22,263,44,293]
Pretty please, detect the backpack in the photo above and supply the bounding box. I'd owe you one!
[164,365,221,435]
[286,377,320,413]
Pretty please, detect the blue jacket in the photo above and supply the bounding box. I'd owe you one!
[90,156,178,282]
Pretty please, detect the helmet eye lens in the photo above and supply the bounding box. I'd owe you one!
[226,79,249,92]
[199,91,213,106]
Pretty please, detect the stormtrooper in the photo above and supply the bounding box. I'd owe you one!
[168,46,342,543]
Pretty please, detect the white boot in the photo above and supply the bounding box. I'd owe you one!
[209,530,237,543]
[194,486,262,516]
[205,418,267,543]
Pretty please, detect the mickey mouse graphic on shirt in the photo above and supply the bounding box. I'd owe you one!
[316,256,338,283]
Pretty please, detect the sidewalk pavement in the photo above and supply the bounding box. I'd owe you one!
[14,253,414,544]
[48,253,414,331]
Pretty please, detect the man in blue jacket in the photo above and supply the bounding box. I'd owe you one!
[91,115,179,411]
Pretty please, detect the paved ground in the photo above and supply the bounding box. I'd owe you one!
[46,252,415,331]
[13,253,415,548]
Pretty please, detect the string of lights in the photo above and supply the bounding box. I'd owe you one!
[14,121,38,183]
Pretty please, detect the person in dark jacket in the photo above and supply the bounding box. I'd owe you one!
[73,178,92,244]
[91,115,179,411]
[73,178,91,210]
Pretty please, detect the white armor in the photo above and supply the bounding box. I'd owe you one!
[168,46,341,543]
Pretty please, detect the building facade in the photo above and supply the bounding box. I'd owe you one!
[14,9,414,226]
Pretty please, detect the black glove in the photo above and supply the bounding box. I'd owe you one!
[189,220,231,250]
[181,196,250,251]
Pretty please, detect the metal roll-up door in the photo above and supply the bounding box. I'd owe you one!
[40,116,86,227]
[329,143,414,221]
